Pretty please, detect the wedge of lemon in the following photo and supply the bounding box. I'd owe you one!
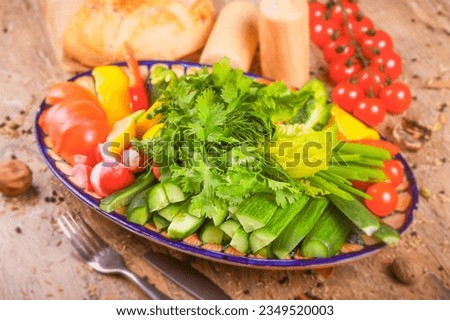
[331,105,380,140]
[105,116,136,158]
[142,123,164,140]
[135,101,163,138]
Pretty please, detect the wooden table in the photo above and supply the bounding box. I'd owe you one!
[0,0,449,299]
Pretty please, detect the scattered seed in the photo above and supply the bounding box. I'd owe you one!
[5,116,11,121]
[10,154,16,160]
[15,227,22,234]
[419,187,432,200]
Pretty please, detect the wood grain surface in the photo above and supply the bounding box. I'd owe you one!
[0,0,449,300]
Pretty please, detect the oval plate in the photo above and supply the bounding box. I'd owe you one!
[35,60,419,269]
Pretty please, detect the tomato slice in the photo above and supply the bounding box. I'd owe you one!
[90,162,135,197]
[70,163,94,192]
[46,82,100,106]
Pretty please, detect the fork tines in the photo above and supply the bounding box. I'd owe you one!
[58,210,107,261]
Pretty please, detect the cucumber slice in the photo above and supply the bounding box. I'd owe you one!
[249,195,309,253]
[219,220,241,238]
[162,183,187,204]
[374,224,400,247]
[301,205,353,258]
[147,183,170,212]
[153,214,170,231]
[255,245,273,258]
[236,193,278,233]
[230,227,249,254]
[100,172,155,212]
[127,188,152,225]
[167,212,204,240]
[159,201,188,222]
[328,194,381,236]
[272,197,329,259]
[199,220,224,245]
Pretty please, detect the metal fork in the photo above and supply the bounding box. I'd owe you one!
[58,210,170,300]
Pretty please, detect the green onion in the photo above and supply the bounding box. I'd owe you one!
[309,175,353,200]
[337,142,391,160]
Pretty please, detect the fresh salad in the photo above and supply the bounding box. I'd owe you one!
[39,53,409,259]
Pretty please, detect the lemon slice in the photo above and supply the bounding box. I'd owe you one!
[331,105,380,140]
[142,123,164,140]
[105,116,136,157]
[135,101,163,138]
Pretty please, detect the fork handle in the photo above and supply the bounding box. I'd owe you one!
[119,268,171,300]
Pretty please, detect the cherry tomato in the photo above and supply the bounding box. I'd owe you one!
[323,36,356,64]
[371,51,402,80]
[152,165,161,180]
[331,82,365,113]
[379,82,412,114]
[45,82,100,106]
[353,98,386,127]
[342,14,374,41]
[383,160,404,187]
[310,17,341,48]
[355,67,386,95]
[360,30,393,59]
[329,0,359,25]
[90,162,135,197]
[365,182,398,217]
[308,2,326,21]
[329,57,362,84]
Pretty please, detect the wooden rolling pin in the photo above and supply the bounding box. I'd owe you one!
[258,0,310,88]
[200,1,258,72]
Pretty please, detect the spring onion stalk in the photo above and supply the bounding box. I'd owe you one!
[337,142,391,160]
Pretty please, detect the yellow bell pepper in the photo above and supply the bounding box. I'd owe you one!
[135,101,163,138]
[92,66,131,126]
[330,105,380,140]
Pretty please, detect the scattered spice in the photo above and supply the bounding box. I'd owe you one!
[278,276,289,285]
[438,103,447,112]
[15,227,22,234]
[419,187,432,200]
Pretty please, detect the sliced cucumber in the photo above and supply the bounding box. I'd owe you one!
[301,205,353,258]
[249,195,309,253]
[153,214,170,231]
[158,201,188,222]
[272,197,329,259]
[162,182,188,204]
[127,188,152,225]
[100,172,155,212]
[199,220,224,245]
[230,227,249,254]
[219,220,241,238]
[147,183,170,212]
[235,193,278,233]
[255,245,273,258]
[167,212,204,240]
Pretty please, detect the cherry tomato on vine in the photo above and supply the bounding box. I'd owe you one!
[383,160,404,187]
[323,36,356,64]
[355,67,386,95]
[360,30,394,59]
[308,2,326,21]
[371,50,403,80]
[331,82,365,113]
[329,0,359,25]
[310,17,341,48]
[353,97,386,127]
[379,82,412,114]
[342,14,374,41]
[365,182,398,217]
[329,57,362,84]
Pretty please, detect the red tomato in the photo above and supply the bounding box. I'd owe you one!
[342,14,374,41]
[308,2,326,21]
[90,162,135,197]
[152,165,161,180]
[371,50,402,80]
[355,67,386,95]
[383,160,404,187]
[329,57,362,84]
[379,82,412,114]
[310,17,341,48]
[45,82,100,106]
[329,0,359,25]
[353,98,386,127]
[70,163,93,192]
[360,30,393,59]
[331,82,365,113]
[323,36,356,64]
[351,180,373,191]
[58,120,110,166]
[365,182,398,217]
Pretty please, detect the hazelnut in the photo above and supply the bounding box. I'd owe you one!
[391,254,421,285]
[0,160,33,196]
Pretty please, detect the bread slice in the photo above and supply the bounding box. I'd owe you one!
[62,0,216,67]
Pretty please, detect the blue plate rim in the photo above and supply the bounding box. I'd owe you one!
[34,60,419,268]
